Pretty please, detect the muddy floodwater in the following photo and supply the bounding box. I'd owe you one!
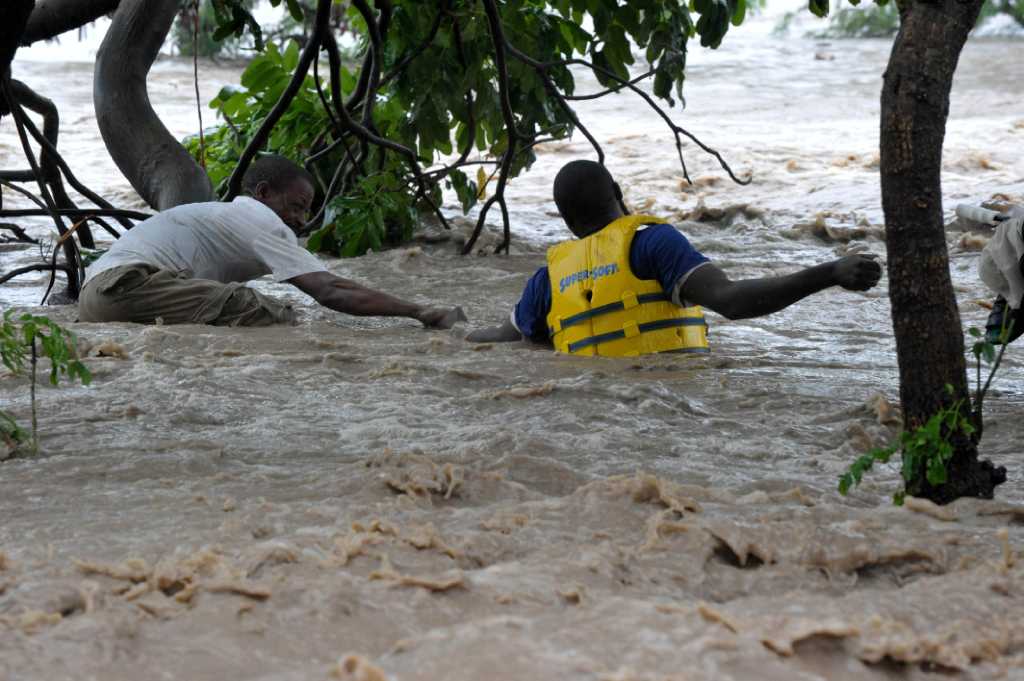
[2,11,1024,681]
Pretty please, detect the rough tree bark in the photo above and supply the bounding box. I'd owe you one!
[95,0,213,210]
[880,0,1006,503]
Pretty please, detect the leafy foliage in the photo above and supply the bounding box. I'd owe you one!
[838,392,972,506]
[186,40,324,189]
[1,310,91,456]
[839,322,1012,504]
[1,310,92,387]
[790,0,1023,38]
[172,0,257,58]
[306,169,421,257]
[812,2,899,37]
[194,0,755,257]
[0,410,29,453]
[209,0,303,50]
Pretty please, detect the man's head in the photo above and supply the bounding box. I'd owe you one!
[553,160,625,238]
[242,155,316,234]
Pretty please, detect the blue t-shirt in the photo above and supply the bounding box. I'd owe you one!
[513,223,709,341]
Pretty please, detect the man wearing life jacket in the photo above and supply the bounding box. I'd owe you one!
[466,160,882,355]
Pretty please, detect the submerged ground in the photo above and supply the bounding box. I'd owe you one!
[2,12,1024,681]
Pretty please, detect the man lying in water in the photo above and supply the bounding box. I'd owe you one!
[466,160,882,355]
[79,155,465,329]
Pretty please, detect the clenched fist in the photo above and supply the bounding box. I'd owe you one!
[833,254,882,291]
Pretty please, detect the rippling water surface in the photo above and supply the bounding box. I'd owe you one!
[2,10,1024,681]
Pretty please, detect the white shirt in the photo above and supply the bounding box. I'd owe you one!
[980,206,1024,309]
[84,197,327,285]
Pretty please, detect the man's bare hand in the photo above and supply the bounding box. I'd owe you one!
[833,254,882,291]
[418,306,468,329]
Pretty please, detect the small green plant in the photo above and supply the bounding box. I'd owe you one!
[838,388,973,505]
[839,318,1012,504]
[1,411,29,453]
[0,310,91,456]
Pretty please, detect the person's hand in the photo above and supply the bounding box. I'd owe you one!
[418,306,468,329]
[833,254,882,291]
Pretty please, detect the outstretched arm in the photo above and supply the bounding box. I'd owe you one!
[681,254,881,320]
[288,271,466,328]
[466,318,523,343]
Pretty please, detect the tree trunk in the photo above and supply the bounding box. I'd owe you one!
[94,0,213,211]
[880,0,1006,503]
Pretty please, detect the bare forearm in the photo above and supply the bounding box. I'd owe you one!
[319,283,422,320]
[289,271,466,328]
[466,319,523,343]
[718,261,837,319]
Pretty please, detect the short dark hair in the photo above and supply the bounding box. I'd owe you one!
[241,154,315,195]
[553,160,621,237]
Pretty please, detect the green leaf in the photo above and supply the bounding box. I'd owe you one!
[808,0,830,18]
[212,18,242,42]
[926,456,947,485]
[731,0,747,26]
[283,39,300,72]
[449,169,479,214]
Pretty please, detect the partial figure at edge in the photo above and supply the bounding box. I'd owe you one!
[977,204,1024,345]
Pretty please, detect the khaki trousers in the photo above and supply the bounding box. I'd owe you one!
[78,264,296,326]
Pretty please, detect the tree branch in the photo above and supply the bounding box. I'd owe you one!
[378,1,446,89]
[10,78,107,242]
[0,223,38,244]
[462,0,519,255]
[505,45,749,186]
[0,207,151,221]
[95,0,213,210]
[0,263,72,286]
[7,84,129,236]
[1,74,79,296]
[563,69,656,101]
[0,178,49,212]
[223,0,333,201]
[21,0,119,46]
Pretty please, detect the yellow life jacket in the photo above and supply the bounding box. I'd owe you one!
[545,215,709,357]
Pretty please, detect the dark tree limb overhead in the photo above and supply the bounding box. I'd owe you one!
[95,0,213,210]
[21,0,119,46]
[1,0,33,85]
